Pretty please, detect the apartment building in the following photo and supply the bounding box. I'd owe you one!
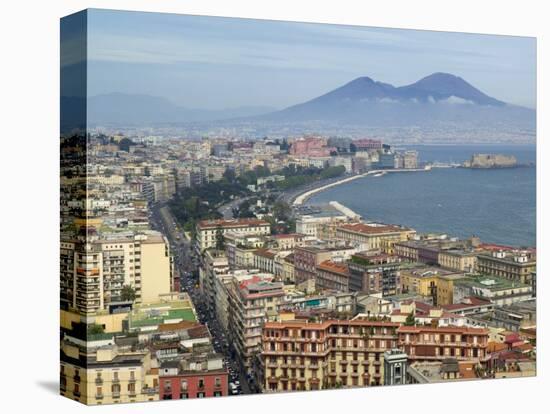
[294,245,356,285]
[60,337,158,405]
[296,210,350,239]
[347,252,402,295]
[477,250,536,286]
[397,326,489,361]
[199,250,229,319]
[316,260,351,292]
[336,223,415,251]
[453,275,532,306]
[196,219,270,251]
[159,351,228,399]
[438,249,477,272]
[226,275,286,372]
[400,266,465,306]
[253,249,277,274]
[60,230,171,315]
[261,319,401,392]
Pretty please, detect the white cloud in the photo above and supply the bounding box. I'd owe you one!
[442,95,475,105]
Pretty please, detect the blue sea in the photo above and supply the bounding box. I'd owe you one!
[308,145,536,247]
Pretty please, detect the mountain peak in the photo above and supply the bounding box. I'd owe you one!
[406,72,505,106]
[349,76,375,84]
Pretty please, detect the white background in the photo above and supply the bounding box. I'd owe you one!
[0,1,547,413]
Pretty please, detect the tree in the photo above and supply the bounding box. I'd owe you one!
[404,311,416,326]
[88,324,105,335]
[223,168,237,183]
[118,137,134,152]
[121,284,136,302]
[273,200,292,222]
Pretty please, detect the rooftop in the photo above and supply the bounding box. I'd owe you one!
[455,275,529,291]
[338,222,412,235]
[317,260,350,276]
[198,218,270,230]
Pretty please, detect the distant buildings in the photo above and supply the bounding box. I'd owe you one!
[289,136,335,157]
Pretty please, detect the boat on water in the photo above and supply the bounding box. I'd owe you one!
[373,172,386,177]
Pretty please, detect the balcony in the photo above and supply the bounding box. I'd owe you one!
[73,375,81,383]
[112,391,121,398]
[95,394,104,400]
[73,390,81,397]
[95,377,103,385]
[112,378,120,384]
[142,387,158,395]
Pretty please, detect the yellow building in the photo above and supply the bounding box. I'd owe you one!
[60,309,128,333]
[400,266,466,306]
[60,338,159,405]
[60,230,172,315]
[436,274,467,306]
[140,234,171,303]
[438,249,477,272]
[336,223,415,252]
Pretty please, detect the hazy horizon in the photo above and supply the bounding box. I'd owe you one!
[66,9,536,110]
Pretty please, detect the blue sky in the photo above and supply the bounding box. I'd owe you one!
[81,9,536,110]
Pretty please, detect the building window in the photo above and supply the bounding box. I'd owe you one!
[197,392,206,398]
[214,377,221,388]
[198,379,205,389]
[181,379,188,391]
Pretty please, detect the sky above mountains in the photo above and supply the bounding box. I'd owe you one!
[77,9,536,110]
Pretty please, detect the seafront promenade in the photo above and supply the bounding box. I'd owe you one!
[292,166,431,206]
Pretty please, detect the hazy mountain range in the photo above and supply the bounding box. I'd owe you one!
[255,73,534,127]
[83,93,276,125]
[62,72,535,132]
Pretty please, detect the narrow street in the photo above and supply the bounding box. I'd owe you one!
[149,202,257,395]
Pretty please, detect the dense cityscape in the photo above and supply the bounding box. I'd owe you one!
[60,133,536,404]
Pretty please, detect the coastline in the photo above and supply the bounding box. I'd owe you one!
[291,166,431,206]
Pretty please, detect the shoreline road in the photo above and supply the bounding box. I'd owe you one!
[290,167,431,206]
[277,175,351,205]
